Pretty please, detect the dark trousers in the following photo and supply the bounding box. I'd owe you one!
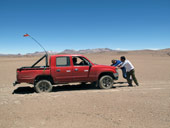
[126,69,139,86]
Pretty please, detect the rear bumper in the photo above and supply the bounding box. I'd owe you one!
[13,81,20,86]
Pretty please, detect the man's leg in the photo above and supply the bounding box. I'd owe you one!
[131,69,139,86]
[121,68,127,79]
[126,72,132,86]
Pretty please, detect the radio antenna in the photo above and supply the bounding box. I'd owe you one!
[23,33,47,54]
[23,33,48,66]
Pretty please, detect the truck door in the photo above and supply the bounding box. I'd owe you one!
[52,56,73,83]
[72,56,91,82]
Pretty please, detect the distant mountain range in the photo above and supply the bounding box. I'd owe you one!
[0,48,114,56]
[60,48,113,54]
[0,48,170,56]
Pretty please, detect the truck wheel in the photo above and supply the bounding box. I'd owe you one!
[34,80,53,93]
[99,75,113,89]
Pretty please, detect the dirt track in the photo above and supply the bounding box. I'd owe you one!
[0,53,170,128]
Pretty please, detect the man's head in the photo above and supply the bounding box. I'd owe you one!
[73,57,77,64]
[111,59,116,64]
[120,56,126,62]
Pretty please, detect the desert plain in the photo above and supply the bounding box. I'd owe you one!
[0,50,170,128]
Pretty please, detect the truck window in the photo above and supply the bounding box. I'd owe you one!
[72,56,91,66]
[56,57,70,67]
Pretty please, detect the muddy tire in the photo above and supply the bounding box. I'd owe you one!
[34,80,53,93]
[99,75,113,89]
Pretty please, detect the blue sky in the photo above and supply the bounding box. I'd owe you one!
[0,0,170,54]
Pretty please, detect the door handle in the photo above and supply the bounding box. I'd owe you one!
[56,69,61,72]
[84,70,88,72]
[66,70,71,72]
[74,68,78,71]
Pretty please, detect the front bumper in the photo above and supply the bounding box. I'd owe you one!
[113,72,119,80]
[13,81,20,86]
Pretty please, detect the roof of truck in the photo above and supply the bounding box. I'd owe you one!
[50,54,93,64]
[50,54,84,57]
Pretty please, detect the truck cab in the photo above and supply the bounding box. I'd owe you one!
[14,54,118,93]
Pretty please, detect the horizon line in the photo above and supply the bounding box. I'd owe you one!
[0,47,170,55]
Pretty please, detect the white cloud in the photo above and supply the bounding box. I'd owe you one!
[147,48,160,50]
[115,48,129,51]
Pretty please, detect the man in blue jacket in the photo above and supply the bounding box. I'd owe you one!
[111,59,127,79]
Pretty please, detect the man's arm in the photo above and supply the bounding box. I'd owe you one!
[119,61,126,68]
[117,62,123,67]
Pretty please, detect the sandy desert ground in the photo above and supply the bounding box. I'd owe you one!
[0,51,170,128]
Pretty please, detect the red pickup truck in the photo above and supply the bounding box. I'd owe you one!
[13,54,118,93]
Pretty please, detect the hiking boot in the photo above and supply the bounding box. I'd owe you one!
[128,84,133,87]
